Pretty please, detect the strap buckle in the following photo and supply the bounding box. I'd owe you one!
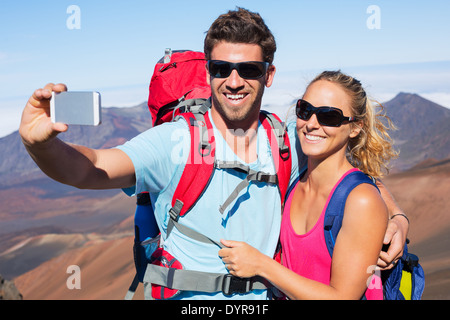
[169,199,184,222]
[279,144,290,161]
[255,171,278,184]
[222,274,252,295]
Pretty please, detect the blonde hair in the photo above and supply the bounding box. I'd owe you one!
[308,70,398,178]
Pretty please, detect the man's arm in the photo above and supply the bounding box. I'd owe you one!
[20,83,136,190]
[376,179,409,270]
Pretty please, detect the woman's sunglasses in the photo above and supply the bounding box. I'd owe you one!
[296,99,357,127]
[207,60,269,80]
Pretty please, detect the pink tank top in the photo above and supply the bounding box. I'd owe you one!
[280,168,383,300]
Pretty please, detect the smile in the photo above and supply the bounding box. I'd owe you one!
[225,93,246,101]
[305,133,325,142]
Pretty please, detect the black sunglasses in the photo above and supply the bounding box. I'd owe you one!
[207,60,269,80]
[296,99,357,127]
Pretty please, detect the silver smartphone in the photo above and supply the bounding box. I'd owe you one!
[50,91,101,126]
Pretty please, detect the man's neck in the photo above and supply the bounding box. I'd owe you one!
[210,107,260,163]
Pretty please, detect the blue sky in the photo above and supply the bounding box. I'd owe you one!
[1,0,450,137]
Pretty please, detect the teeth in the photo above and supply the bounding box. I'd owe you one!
[226,94,245,100]
[306,134,325,141]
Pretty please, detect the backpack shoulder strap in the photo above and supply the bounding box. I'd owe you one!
[259,111,292,203]
[324,170,379,257]
[170,106,215,220]
[283,164,308,206]
[165,105,225,247]
[171,108,291,220]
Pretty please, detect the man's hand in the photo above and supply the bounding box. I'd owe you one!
[20,83,68,147]
[377,214,409,270]
[375,179,410,270]
[18,82,135,191]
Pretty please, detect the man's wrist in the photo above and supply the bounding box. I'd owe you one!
[390,213,409,225]
[390,213,410,239]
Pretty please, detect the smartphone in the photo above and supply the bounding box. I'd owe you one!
[50,91,101,126]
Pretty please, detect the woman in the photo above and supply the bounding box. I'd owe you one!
[219,70,398,299]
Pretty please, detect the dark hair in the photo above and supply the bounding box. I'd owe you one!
[204,7,276,64]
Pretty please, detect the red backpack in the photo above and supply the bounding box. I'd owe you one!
[148,49,211,126]
[126,49,292,300]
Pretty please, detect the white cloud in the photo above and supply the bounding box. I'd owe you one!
[421,93,450,109]
[270,61,450,109]
[99,85,148,107]
[0,101,23,137]
[2,61,450,139]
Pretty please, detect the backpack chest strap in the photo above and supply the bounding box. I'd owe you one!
[167,202,225,249]
[215,160,278,214]
[166,160,278,244]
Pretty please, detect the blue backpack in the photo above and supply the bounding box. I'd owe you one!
[286,169,425,300]
[382,242,425,300]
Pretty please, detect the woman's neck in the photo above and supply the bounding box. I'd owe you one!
[304,152,355,194]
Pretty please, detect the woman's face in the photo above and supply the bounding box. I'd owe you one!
[297,80,361,161]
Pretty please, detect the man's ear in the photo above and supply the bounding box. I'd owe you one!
[205,64,211,86]
[265,64,276,88]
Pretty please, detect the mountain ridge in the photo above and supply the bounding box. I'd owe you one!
[2,92,450,183]
[1,92,450,299]
[382,92,450,170]
[0,102,151,187]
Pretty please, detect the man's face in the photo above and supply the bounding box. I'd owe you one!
[207,41,275,130]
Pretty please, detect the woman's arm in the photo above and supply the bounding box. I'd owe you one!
[219,183,388,299]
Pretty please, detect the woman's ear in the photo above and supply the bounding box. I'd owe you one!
[349,121,363,138]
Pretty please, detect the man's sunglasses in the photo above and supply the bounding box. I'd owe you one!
[296,99,357,127]
[207,60,269,80]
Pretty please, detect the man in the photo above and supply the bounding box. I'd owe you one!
[19,8,407,299]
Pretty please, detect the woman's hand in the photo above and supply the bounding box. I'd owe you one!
[218,239,267,278]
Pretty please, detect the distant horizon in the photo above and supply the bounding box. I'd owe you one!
[1,87,448,140]
[2,57,450,138]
